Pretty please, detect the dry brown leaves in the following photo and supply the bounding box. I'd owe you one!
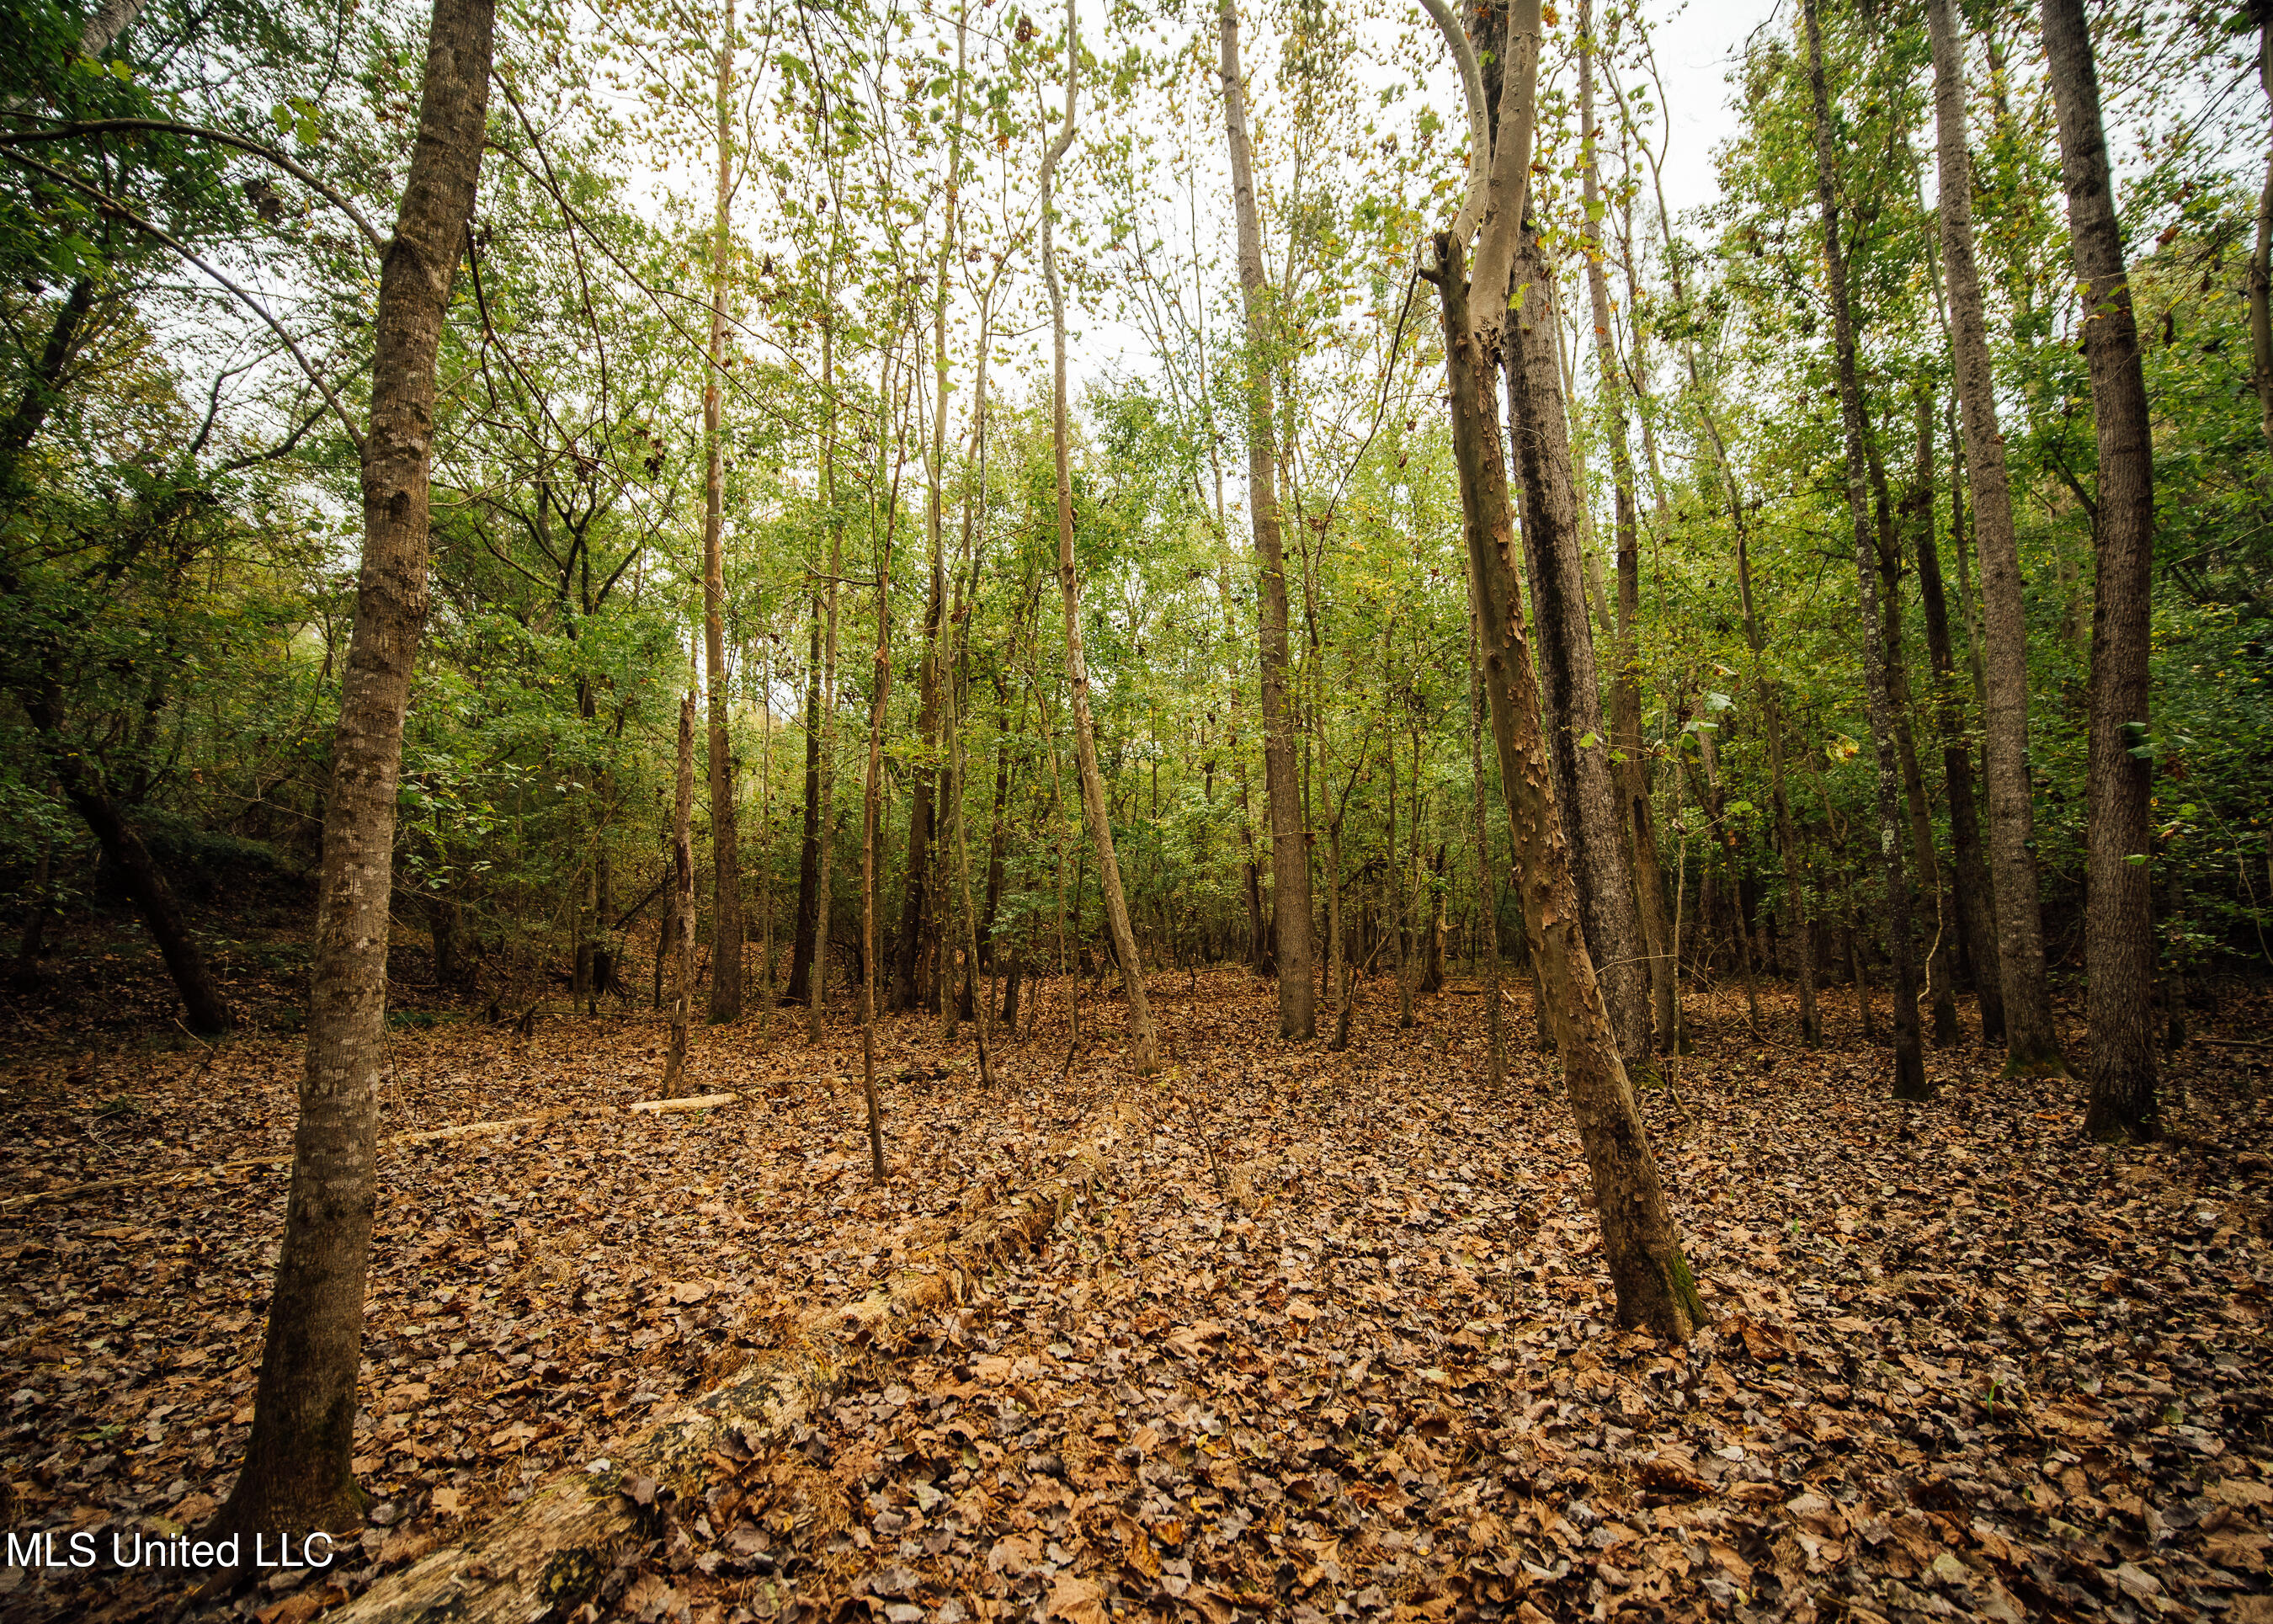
[1,970,2269,1624]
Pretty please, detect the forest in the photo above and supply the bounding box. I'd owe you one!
[1,0,2270,1615]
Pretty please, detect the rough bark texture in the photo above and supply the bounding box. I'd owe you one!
[701,3,741,1024]
[215,0,494,1540]
[1802,0,1926,1100]
[1043,0,1156,1073]
[1433,232,1700,1343]
[1926,0,2062,1072]
[2041,0,2157,1142]
[1220,2,1313,1041]
[1502,230,1652,1069]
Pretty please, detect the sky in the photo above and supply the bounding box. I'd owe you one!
[1643,0,1786,232]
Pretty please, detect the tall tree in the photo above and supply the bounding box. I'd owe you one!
[1418,0,1700,1340]
[1043,0,1158,1072]
[1801,0,1927,1100]
[702,0,743,1022]
[1925,0,2060,1069]
[2041,0,2157,1141]
[1219,0,1313,1040]
[1576,0,1672,1052]
[216,0,495,1536]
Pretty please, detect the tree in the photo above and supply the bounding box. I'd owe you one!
[1042,0,1158,1073]
[217,0,495,1537]
[701,0,743,1023]
[1416,0,1700,1341]
[1801,0,1926,1101]
[1218,0,1313,1041]
[2041,0,2157,1141]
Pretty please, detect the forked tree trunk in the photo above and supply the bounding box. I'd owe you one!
[1802,0,1927,1101]
[1219,0,1313,1040]
[1041,0,1157,1073]
[701,0,741,1023]
[1925,0,2063,1073]
[215,0,493,1539]
[2041,0,2157,1141]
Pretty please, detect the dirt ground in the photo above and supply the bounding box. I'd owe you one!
[1,966,2269,1623]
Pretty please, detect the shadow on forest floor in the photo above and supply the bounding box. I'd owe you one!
[2,962,2270,1623]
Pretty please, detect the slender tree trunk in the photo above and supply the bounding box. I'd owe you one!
[1219,1,1313,1040]
[806,347,846,1045]
[1430,226,1701,1342]
[1469,619,1505,1088]
[1866,431,1960,1050]
[1503,226,1653,1070]
[1042,0,1157,1073]
[703,0,742,1023]
[786,598,824,1007]
[1578,0,1672,1053]
[857,355,906,1185]
[2041,0,2157,1142]
[663,695,696,1096]
[1926,0,2063,1071]
[1908,386,1999,1050]
[216,0,493,1539]
[1802,0,1926,1100]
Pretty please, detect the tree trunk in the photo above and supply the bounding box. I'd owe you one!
[1866,429,1960,1050]
[1429,221,1700,1342]
[1502,226,1653,1070]
[785,597,824,1007]
[1219,0,1313,1040]
[2041,0,2157,1141]
[1802,0,1926,1100]
[663,695,695,1096]
[216,0,493,1540]
[1908,386,2000,1051]
[24,695,234,1033]
[1469,618,1505,1088]
[1927,0,2063,1073]
[1578,0,1672,1055]
[702,0,742,1024]
[1042,0,1157,1074]
[857,352,906,1185]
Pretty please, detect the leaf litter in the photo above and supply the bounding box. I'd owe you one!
[0,972,2268,1624]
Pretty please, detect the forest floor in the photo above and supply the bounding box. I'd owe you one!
[0,959,2270,1624]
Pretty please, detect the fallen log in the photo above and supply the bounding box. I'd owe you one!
[330,1096,1136,1624]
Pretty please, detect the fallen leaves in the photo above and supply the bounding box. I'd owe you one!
[1,973,2269,1623]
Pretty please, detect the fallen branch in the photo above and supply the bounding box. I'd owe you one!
[2198,1037,2270,1052]
[331,1096,1138,1624]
